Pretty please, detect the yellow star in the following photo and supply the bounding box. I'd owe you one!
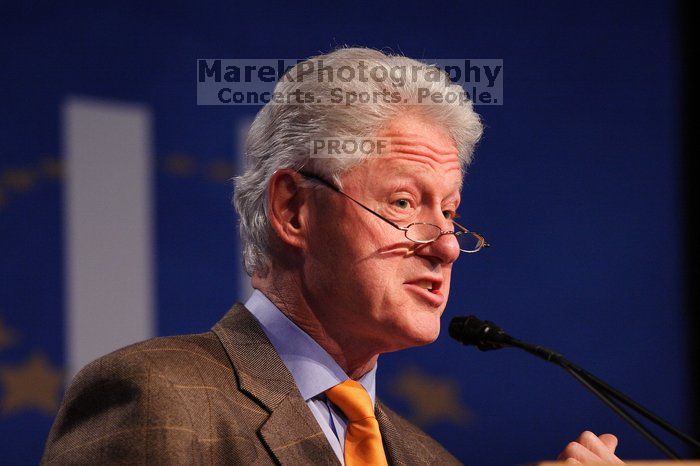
[163,153,196,177]
[2,168,36,192]
[0,353,62,416]
[390,365,471,427]
[206,160,236,182]
[0,316,18,349]
[39,156,63,179]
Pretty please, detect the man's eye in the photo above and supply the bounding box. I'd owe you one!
[443,210,458,220]
[393,199,411,209]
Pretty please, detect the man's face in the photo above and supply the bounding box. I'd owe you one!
[303,114,463,353]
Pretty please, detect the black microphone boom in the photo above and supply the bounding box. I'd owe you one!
[449,315,566,362]
[449,315,700,459]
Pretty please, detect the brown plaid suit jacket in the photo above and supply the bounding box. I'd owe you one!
[42,303,462,465]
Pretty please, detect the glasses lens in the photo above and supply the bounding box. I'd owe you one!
[405,223,442,243]
[456,232,484,252]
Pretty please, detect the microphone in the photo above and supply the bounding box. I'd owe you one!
[448,316,511,350]
[449,315,700,459]
[449,315,566,363]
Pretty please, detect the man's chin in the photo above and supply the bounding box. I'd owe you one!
[389,319,441,350]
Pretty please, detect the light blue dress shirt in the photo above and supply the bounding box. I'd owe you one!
[244,289,377,465]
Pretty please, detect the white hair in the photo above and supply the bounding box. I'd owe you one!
[233,47,483,276]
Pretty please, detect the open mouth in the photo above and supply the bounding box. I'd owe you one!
[408,279,441,294]
[404,278,445,306]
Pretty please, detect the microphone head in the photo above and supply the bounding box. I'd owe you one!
[448,315,511,351]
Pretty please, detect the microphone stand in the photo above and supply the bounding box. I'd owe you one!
[563,365,679,459]
[507,334,682,459]
[449,316,700,459]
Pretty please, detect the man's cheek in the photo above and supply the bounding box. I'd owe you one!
[441,280,452,303]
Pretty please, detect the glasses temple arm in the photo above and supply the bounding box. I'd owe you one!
[298,170,404,231]
[342,196,404,230]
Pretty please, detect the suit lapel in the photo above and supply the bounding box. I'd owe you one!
[213,303,340,465]
[376,401,434,466]
[259,396,340,465]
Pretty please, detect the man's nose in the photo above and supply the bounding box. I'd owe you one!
[414,221,461,265]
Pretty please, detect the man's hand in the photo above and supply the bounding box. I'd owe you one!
[557,431,625,464]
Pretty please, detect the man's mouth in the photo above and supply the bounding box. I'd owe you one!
[404,277,445,306]
[409,279,440,294]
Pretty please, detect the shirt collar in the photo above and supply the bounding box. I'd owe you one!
[244,289,377,403]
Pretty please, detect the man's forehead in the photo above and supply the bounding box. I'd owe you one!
[388,163,463,193]
[379,131,459,162]
[352,154,464,194]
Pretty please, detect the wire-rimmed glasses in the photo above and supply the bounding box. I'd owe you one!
[297,170,490,253]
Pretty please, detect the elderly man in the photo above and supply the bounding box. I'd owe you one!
[42,48,623,465]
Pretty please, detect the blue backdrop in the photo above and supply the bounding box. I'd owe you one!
[0,1,687,464]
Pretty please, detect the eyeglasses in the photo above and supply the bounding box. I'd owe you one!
[297,170,490,253]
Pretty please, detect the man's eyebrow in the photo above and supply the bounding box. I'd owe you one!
[381,173,463,200]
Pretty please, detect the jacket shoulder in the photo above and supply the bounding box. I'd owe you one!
[42,332,266,464]
[72,331,235,385]
[56,331,238,421]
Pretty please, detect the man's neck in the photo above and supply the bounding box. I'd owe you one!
[251,273,379,379]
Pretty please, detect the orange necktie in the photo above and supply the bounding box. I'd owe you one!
[325,379,389,466]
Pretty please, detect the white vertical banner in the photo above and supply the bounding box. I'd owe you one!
[63,98,154,381]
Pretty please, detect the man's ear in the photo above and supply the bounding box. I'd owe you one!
[267,169,309,250]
